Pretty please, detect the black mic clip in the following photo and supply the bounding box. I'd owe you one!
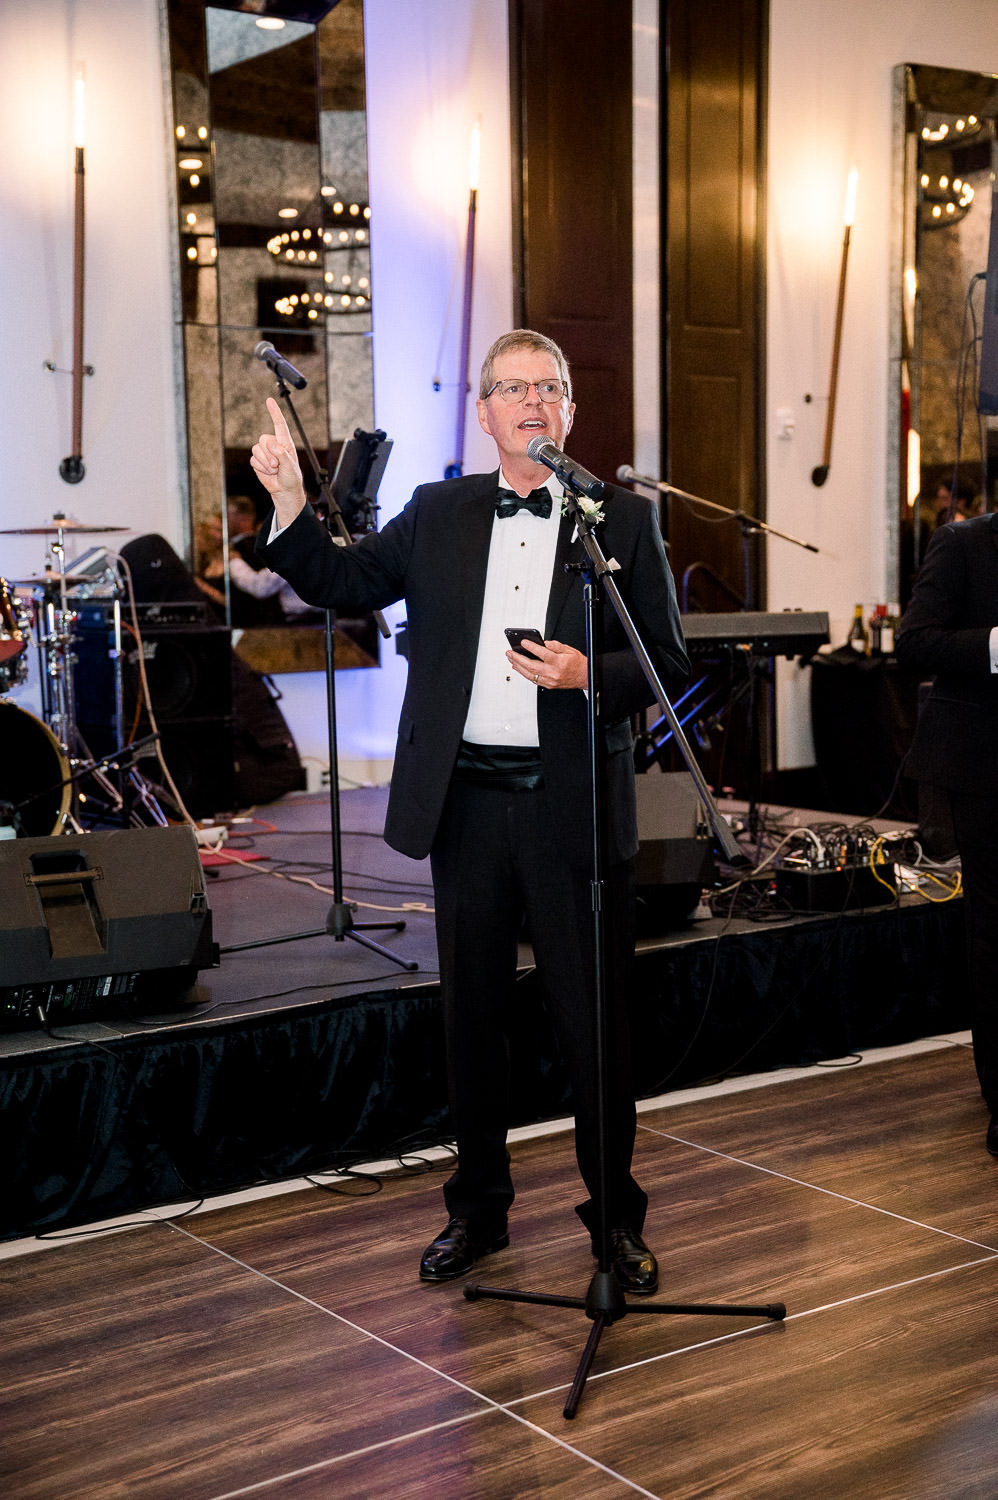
[526,436,606,500]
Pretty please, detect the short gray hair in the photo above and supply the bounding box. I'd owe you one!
[478,329,572,400]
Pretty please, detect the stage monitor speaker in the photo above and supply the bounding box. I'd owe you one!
[634,772,716,931]
[0,825,217,1030]
[73,610,235,818]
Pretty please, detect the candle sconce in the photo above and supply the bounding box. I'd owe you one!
[44,64,93,483]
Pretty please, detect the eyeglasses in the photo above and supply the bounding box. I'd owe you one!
[483,378,570,404]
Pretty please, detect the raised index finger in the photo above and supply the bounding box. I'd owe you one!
[266,396,294,449]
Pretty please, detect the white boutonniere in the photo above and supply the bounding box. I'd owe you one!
[561,493,604,525]
[562,492,604,543]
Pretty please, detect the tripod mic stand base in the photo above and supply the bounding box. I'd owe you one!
[222,900,418,970]
[465,1272,786,1419]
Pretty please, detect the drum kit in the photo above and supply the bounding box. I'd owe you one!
[0,513,169,837]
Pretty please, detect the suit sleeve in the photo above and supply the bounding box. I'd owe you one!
[895,523,994,676]
[256,493,419,615]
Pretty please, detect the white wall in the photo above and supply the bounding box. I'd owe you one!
[0,0,179,616]
[308,0,513,776]
[766,0,998,766]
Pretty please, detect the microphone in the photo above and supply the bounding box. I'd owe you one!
[254,340,307,390]
[526,436,605,499]
[616,464,691,499]
[616,464,665,490]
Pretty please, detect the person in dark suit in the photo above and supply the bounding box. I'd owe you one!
[251,329,690,1287]
[896,511,998,1155]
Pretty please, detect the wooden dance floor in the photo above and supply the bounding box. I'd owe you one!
[3,1037,997,1497]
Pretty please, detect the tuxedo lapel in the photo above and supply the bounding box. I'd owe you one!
[545,512,581,637]
[455,470,501,652]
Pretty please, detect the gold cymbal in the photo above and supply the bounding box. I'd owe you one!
[13,574,93,589]
[0,517,127,535]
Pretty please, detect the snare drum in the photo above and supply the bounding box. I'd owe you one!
[0,701,72,836]
[0,578,30,694]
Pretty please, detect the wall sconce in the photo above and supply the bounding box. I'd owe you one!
[56,63,91,483]
[811,166,857,487]
[444,119,481,480]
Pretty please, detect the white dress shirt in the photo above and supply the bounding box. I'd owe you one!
[463,473,563,747]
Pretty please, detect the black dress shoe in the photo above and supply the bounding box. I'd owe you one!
[419,1216,509,1283]
[987,1117,998,1157]
[593,1227,659,1295]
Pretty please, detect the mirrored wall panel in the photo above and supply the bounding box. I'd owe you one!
[166,0,377,669]
[892,64,998,604]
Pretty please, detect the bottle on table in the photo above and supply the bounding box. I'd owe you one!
[847,604,869,655]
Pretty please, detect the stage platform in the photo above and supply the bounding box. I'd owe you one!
[0,788,969,1241]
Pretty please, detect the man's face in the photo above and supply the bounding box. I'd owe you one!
[475,347,575,473]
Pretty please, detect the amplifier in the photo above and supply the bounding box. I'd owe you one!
[775,864,897,912]
[74,600,214,631]
[74,615,235,818]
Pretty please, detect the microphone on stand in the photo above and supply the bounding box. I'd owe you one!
[616,464,671,492]
[526,436,606,499]
[617,465,707,507]
[254,340,308,390]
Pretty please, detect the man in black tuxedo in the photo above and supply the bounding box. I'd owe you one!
[251,329,690,1287]
[896,512,998,1155]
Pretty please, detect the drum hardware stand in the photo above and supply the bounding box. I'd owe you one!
[23,534,167,831]
[7,732,165,836]
[463,467,784,1420]
[225,371,416,971]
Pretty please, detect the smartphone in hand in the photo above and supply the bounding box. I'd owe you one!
[504,627,545,655]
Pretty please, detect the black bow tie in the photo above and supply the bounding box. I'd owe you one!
[495,486,553,519]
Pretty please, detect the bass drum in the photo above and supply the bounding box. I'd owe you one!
[0,702,72,837]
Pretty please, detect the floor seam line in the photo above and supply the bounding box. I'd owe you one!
[643,1128,998,1253]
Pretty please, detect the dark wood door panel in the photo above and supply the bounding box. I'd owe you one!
[510,0,633,483]
[665,0,766,611]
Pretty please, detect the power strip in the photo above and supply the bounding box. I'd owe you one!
[195,823,229,851]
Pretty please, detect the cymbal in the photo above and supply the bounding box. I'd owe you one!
[0,517,127,535]
[13,574,95,589]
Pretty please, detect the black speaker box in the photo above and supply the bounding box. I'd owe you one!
[634,772,716,930]
[73,612,235,818]
[0,825,217,1029]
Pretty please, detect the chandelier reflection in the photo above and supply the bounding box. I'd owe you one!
[267,198,371,321]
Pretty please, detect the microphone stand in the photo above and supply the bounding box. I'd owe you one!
[622,468,822,839]
[465,476,783,1419]
[226,373,416,971]
[619,467,820,611]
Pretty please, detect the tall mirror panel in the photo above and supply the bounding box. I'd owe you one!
[892,64,998,604]
[165,0,377,670]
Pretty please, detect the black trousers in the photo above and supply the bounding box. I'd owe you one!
[948,790,998,1115]
[429,777,647,1238]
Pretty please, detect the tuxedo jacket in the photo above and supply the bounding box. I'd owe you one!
[895,512,998,794]
[259,470,690,864]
